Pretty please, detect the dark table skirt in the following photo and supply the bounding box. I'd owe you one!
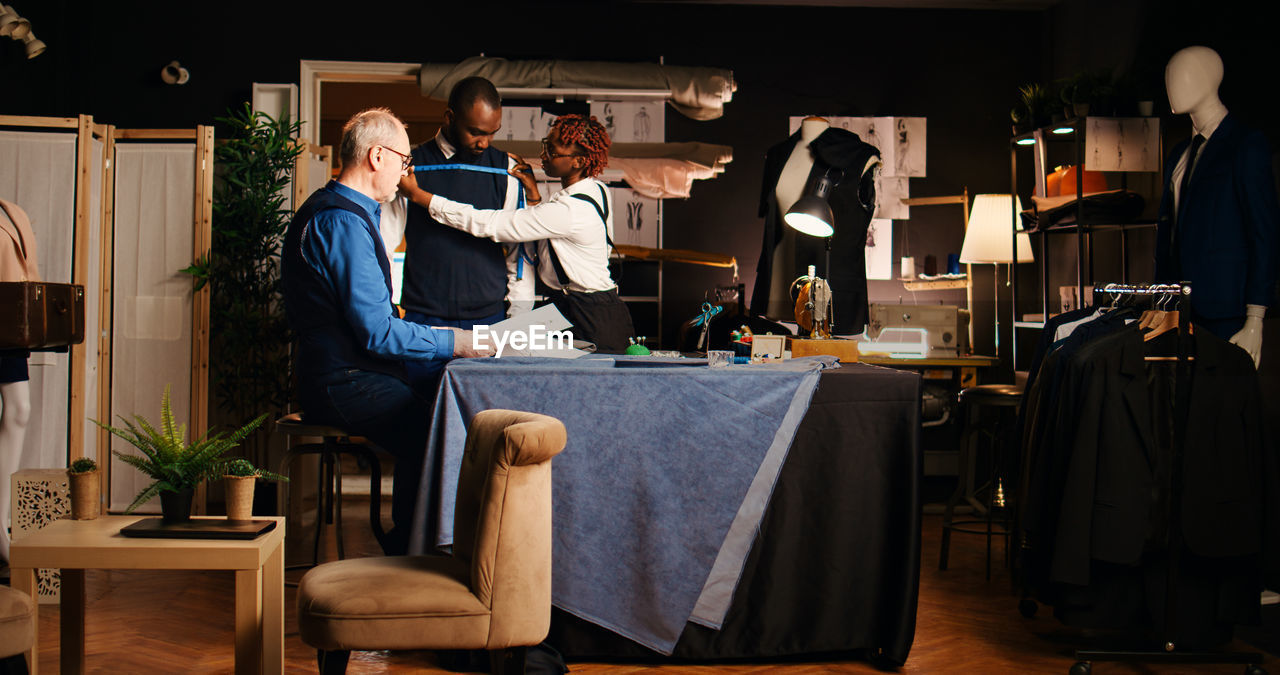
[549,362,922,665]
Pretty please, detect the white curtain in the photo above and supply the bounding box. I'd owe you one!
[0,130,78,470]
[109,143,196,512]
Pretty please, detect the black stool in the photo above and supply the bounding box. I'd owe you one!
[275,412,387,567]
[939,383,1022,580]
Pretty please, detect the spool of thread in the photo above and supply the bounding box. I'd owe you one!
[924,254,938,276]
[900,256,915,279]
[947,253,961,275]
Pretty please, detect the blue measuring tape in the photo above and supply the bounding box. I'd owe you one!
[411,163,536,279]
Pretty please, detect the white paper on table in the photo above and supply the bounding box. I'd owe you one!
[475,304,588,359]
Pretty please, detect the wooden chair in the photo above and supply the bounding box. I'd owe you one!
[275,412,386,565]
[296,409,567,674]
[939,383,1023,580]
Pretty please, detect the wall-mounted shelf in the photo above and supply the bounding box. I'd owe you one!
[899,190,973,345]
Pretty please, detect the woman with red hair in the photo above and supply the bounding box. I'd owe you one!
[399,114,635,353]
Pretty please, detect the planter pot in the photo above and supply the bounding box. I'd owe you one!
[160,487,195,524]
[225,475,256,522]
[1072,102,1091,118]
[253,481,280,517]
[1137,100,1154,116]
[68,470,100,520]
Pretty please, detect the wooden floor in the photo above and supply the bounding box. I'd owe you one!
[18,491,1280,674]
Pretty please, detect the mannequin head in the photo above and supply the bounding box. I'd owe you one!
[1165,46,1223,115]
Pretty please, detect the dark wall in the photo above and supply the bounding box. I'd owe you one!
[28,1,1262,358]
[2,2,1045,352]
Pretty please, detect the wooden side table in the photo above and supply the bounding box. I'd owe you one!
[9,515,285,674]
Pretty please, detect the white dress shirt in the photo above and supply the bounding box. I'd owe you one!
[378,132,521,262]
[428,177,618,308]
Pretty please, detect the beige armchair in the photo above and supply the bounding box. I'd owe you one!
[296,409,567,674]
[0,585,35,671]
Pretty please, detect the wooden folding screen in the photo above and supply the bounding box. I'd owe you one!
[0,115,211,514]
[106,127,212,512]
[293,138,333,210]
[0,115,104,473]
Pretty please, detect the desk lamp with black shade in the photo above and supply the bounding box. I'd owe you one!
[785,169,839,339]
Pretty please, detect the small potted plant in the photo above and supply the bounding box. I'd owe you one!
[94,384,267,523]
[223,458,287,522]
[67,457,100,520]
[1059,72,1093,119]
[1016,83,1053,130]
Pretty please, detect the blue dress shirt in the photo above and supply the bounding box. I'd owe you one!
[290,180,454,381]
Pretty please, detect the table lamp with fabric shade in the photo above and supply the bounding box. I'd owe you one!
[961,194,1033,357]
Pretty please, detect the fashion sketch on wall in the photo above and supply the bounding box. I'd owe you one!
[1085,116,1160,172]
[591,102,664,144]
[790,115,926,177]
[502,106,548,142]
[873,174,909,220]
[865,218,893,280]
[893,117,927,177]
[609,187,660,248]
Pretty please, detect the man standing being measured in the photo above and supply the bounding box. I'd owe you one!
[282,107,492,555]
[382,76,539,392]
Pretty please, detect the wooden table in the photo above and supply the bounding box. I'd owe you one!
[9,515,285,674]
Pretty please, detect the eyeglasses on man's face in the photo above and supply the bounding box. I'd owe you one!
[380,145,413,171]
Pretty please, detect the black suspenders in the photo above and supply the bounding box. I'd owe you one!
[546,184,613,288]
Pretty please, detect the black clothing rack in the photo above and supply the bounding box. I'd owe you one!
[1068,282,1266,675]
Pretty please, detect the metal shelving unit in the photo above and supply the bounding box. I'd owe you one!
[1009,117,1162,366]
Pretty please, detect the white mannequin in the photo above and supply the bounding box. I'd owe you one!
[1,197,39,564]
[775,117,832,215]
[767,117,881,318]
[0,380,30,562]
[1165,46,1265,367]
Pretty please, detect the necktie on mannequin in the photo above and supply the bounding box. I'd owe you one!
[1171,134,1205,267]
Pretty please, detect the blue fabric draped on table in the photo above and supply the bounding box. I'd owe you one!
[409,354,834,654]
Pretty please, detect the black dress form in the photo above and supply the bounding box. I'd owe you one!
[751,127,879,335]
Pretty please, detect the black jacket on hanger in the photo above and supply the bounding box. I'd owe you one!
[750,127,879,334]
[1019,317,1279,644]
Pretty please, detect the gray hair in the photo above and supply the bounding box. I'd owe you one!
[338,108,406,170]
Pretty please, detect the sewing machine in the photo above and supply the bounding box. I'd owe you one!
[866,303,970,358]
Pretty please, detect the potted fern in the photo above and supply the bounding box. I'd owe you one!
[94,385,267,524]
[223,458,287,522]
[67,457,100,520]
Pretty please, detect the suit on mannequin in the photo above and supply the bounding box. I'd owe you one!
[1154,46,1280,367]
[0,197,39,564]
[751,118,880,334]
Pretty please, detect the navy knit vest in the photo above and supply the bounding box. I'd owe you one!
[401,141,509,320]
[282,183,406,384]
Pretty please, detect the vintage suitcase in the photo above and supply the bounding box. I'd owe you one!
[0,281,86,350]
